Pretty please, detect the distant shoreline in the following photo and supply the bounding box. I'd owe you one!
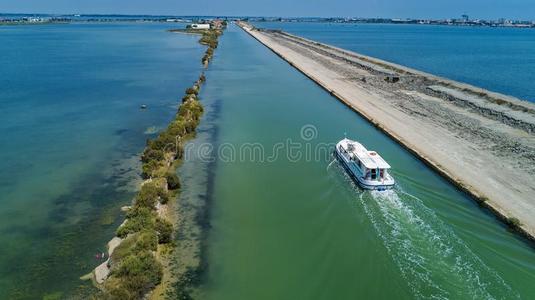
[1,14,533,29]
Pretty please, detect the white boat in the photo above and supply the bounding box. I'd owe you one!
[334,138,395,190]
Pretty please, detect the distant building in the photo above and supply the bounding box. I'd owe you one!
[27,17,44,23]
[189,23,210,29]
[210,19,227,29]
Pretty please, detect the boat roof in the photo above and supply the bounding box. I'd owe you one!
[339,138,391,169]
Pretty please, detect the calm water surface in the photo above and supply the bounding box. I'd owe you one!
[0,22,204,298]
[254,22,535,102]
[197,24,535,299]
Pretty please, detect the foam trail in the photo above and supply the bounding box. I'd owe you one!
[326,159,337,171]
[359,189,518,299]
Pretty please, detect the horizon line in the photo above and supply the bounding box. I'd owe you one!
[1,12,533,22]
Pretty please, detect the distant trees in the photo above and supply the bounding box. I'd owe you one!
[199,29,221,66]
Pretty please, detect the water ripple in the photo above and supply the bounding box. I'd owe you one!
[359,188,518,299]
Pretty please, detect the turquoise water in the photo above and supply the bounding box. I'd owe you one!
[254,22,535,102]
[0,23,204,298]
[197,24,535,299]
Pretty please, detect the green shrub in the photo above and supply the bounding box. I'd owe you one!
[155,218,173,244]
[110,231,157,272]
[134,230,158,252]
[110,234,139,263]
[182,94,195,103]
[136,183,160,208]
[166,173,180,190]
[167,121,186,136]
[146,138,163,151]
[158,189,170,204]
[117,207,155,238]
[185,87,198,95]
[105,283,135,300]
[141,160,160,179]
[181,101,203,120]
[154,133,176,152]
[147,132,175,152]
[183,119,197,134]
[178,105,191,119]
[142,148,164,163]
[114,251,163,297]
[116,251,162,281]
[116,224,131,239]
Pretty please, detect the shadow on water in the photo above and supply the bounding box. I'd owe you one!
[328,160,519,299]
[171,90,224,297]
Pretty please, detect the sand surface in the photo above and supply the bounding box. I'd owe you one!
[238,22,535,239]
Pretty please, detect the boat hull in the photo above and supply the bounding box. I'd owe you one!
[334,149,394,191]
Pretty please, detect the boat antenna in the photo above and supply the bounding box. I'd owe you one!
[344,132,347,139]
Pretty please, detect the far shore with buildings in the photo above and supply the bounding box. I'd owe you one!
[1,13,534,28]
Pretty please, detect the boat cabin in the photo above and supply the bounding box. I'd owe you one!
[338,141,391,181]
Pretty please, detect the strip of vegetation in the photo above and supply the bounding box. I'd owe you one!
[93,28,222,300]
[168,28,222,67]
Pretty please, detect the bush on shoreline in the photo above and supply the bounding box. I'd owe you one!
[155,217,173,244]
[105,251,163,299]
[166,173,181,190]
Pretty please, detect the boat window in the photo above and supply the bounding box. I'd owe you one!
[380,169,384,179]
[371,169,377,180]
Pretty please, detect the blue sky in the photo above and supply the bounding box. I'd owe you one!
[1,0,533,19]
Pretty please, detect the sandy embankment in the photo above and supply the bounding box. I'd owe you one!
[237,22,535,240]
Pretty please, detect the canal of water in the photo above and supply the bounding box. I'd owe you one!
[194,24,535,299]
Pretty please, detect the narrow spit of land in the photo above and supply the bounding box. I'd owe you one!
[86,26,223,300]
[237,22,535,240]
